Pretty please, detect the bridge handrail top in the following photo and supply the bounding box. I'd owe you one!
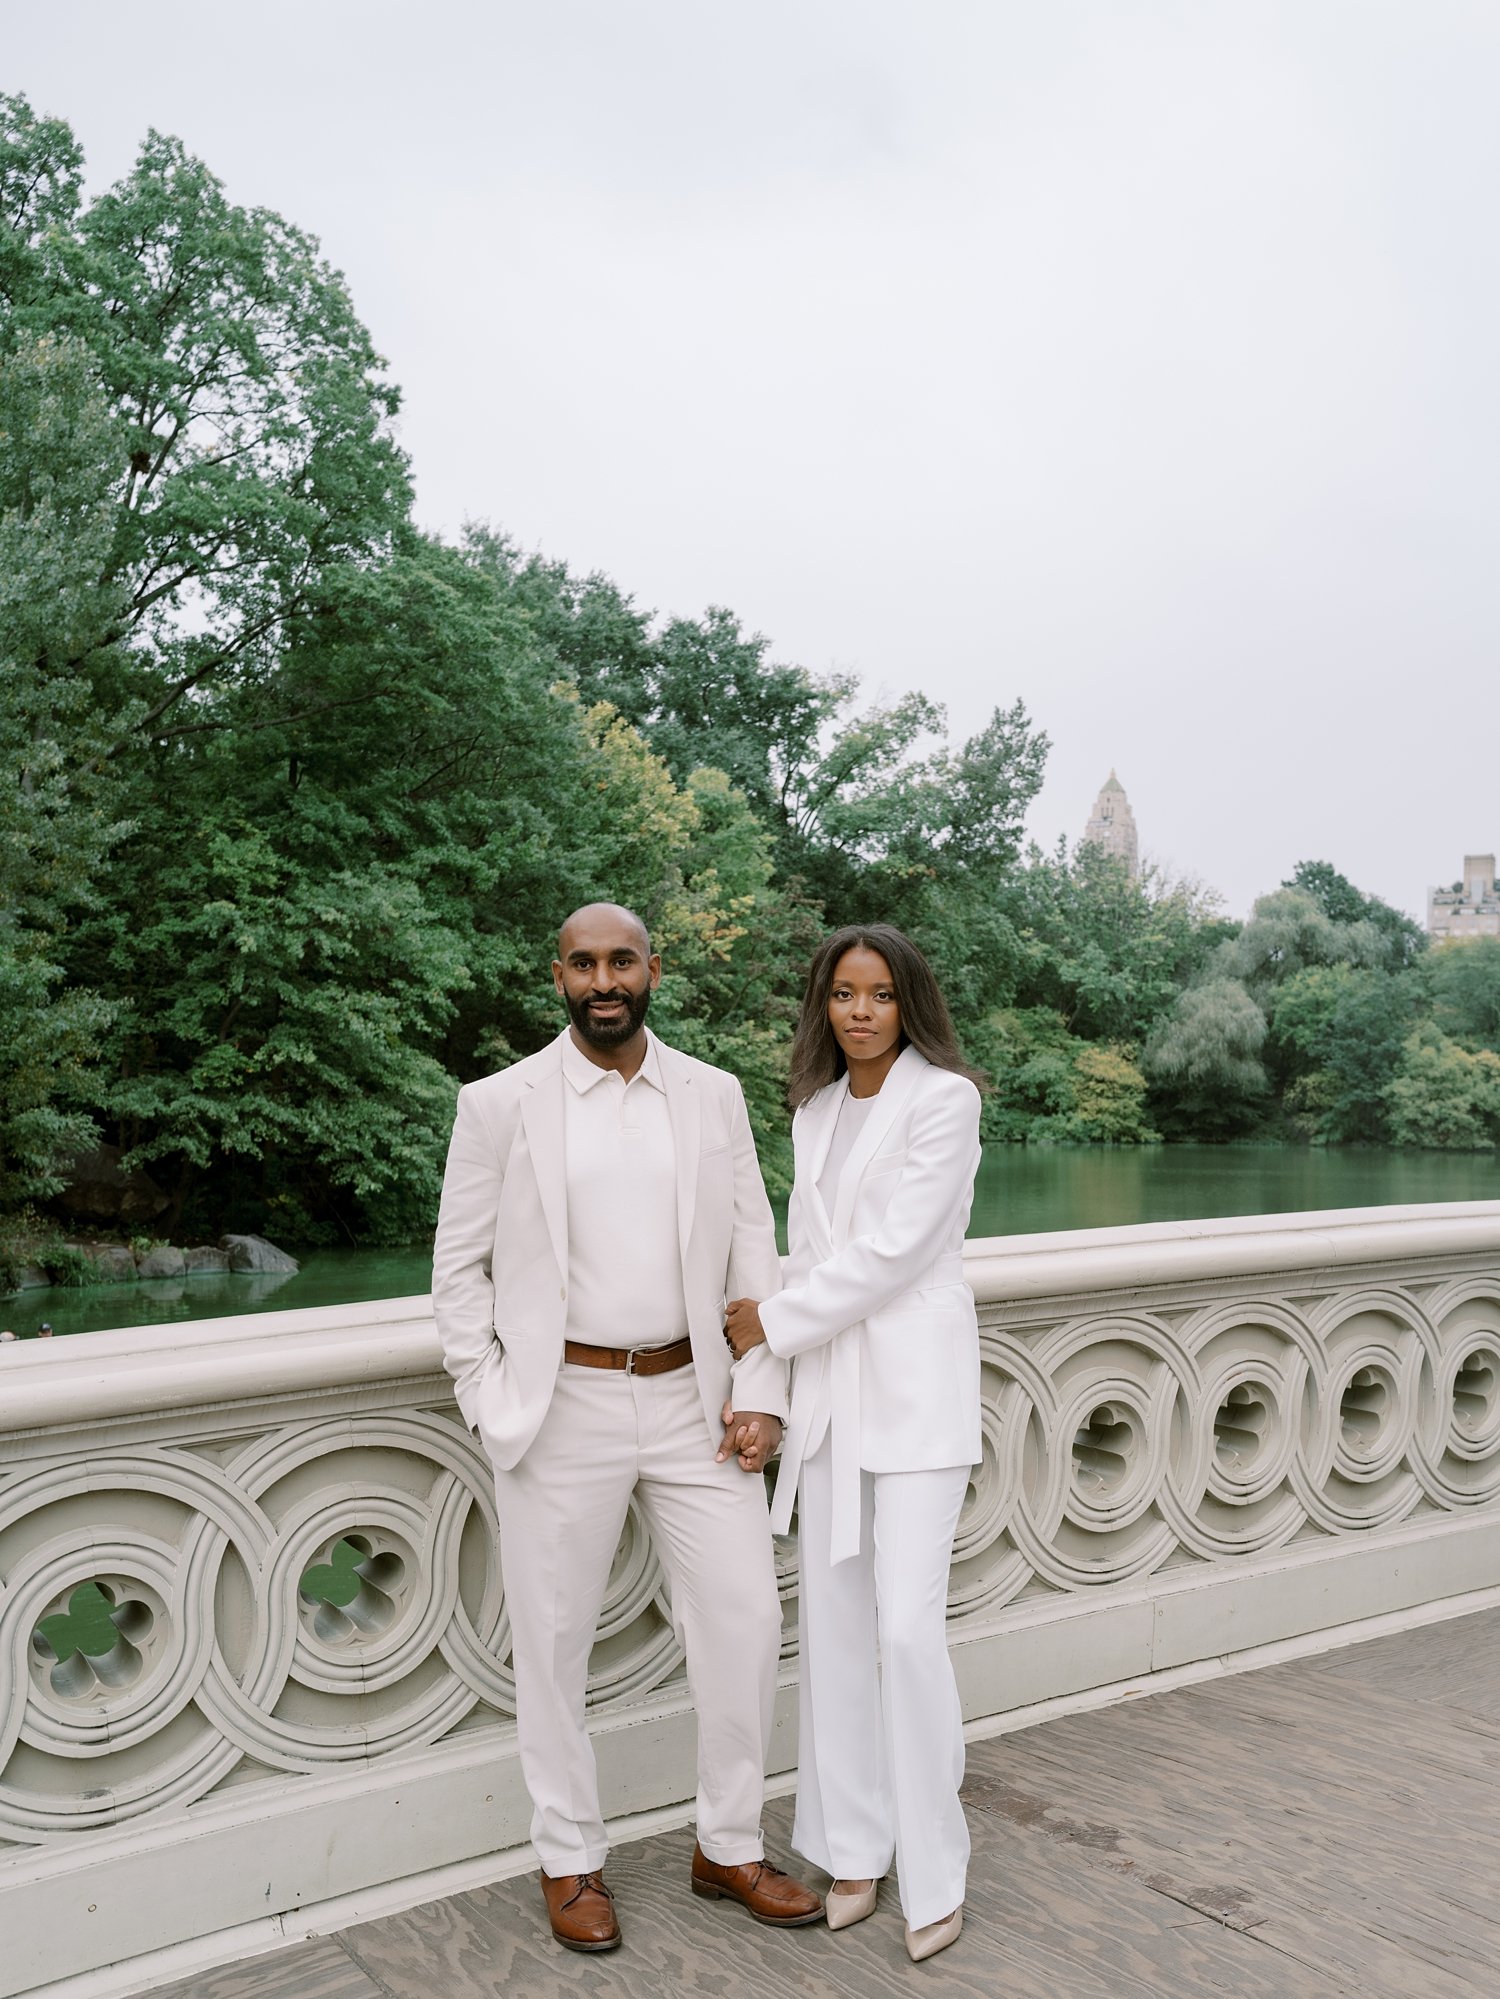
[964,1198,1500,1301]
[7,1202,1500,1435]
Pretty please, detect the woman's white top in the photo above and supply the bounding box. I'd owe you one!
[817,1091,879,1211]
[760,1044,983,1563]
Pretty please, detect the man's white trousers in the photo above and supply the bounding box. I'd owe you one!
[791,1434,970,1929]
[492,1361,782,1876]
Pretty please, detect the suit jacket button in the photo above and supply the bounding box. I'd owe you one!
[559,1287,567,1300]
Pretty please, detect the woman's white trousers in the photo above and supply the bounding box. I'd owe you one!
[792,1434,970,1929]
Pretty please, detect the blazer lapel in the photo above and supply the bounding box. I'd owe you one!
[798,1078,847,1251]
[829,1044,930,1246]
[659,1040,701,1262]
[519,1044,569,1283]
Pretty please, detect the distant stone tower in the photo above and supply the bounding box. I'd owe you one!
[1081,770,1139,876]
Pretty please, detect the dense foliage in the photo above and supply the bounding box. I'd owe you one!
[3,101,1496,1246]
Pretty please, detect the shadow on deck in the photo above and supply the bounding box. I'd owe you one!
[153,1606,1500,1999]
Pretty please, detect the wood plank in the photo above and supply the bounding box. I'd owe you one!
[339,1794,1349,1999]
[966,1751,1494,1998]
[138,1605,1500,1999]
[967,1657,1500,1996]
[146,1937,381,1999]
[1283,1606,1500,1720]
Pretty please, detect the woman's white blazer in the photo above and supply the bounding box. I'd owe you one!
[759,1043,983,1563]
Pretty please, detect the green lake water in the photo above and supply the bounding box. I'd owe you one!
[8,1143,1500,1340]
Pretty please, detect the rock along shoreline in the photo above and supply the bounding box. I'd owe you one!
[4,1233,300,1294]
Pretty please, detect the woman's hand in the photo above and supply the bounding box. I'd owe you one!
[715,1402,783,1472]
[724,1297,768,1358]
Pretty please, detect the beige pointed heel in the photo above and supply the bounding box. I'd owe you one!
[825,1877,879,1931]
[904,1904,963,1961]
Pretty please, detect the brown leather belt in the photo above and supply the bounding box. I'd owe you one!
[563,1335,694,1377]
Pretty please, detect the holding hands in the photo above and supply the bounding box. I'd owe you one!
[715,1401,781,1473]
[717,1297,777,1472]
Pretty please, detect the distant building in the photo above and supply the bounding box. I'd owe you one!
[1429,855,1500,940]
[1081,770,1139,876]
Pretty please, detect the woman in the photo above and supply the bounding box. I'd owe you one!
[725,924,983,1963]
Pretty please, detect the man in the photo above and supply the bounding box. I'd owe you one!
[432,903,822,1952]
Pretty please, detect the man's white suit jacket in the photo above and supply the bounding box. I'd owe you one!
[432,1028,788,1468]
[760,1044,983,1562]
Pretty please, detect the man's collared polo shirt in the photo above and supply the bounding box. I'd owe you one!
[560,1028,688,1351]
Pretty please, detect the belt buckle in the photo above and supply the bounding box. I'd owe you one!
[624,1346,638,1377]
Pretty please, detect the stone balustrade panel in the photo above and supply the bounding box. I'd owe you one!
[3,1211,1500,1855]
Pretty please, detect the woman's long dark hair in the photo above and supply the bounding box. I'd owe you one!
[786,923,987,1110]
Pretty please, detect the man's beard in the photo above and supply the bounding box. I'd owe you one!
[566,984,652,1048]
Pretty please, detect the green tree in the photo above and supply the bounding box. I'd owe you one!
[1385,1027,1500,1149]
[59,499,819,1235]
[1425,937,1500,1050]
[1142,978,1269,1137]
[1269,964,1415,1143]
[465,533,851,858]
[1222,887,1386,996]
[970,1008,1077,1141]
[461,526,1050,936]
[648,766,821,1194]
[2,95,436,1231]
[1007,844,1228,1043]
[91,824,468,1241]
[64,530,692,1236]
[0,95,83,314]
[1283,860,1425,969]
[1064,1043,1157,1144]
[465,531,658,726]
[0,331,128,1201]
[1,95,410,743]
[967,1008,1155,1145]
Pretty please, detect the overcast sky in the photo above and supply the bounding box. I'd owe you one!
[10,2,1499,919]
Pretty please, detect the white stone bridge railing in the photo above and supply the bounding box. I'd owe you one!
[4,1203,1500,1996]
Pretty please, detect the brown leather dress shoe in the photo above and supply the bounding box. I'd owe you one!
[690,1842,825,1926]
[539,1869,621,1952]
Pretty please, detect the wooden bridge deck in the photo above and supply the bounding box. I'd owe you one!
[153,1605,1500,1999]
